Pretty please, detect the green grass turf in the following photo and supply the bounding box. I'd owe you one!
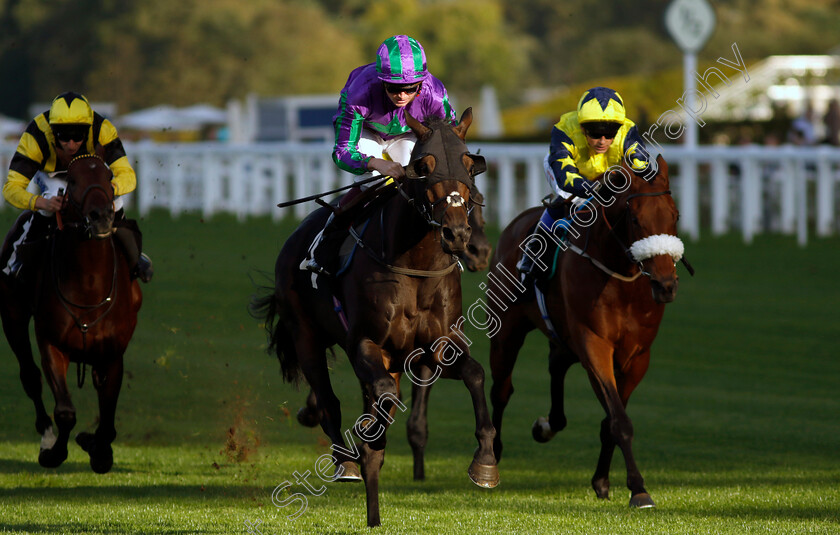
[0,207,838,534]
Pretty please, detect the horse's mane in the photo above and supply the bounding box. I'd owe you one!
[420,115,453,129]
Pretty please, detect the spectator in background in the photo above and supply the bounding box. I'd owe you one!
[788,103,817,146]
[823,99,840,146]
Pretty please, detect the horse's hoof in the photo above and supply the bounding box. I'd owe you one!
[531,417,556,443]
[89,447,113,474]
[76,432,113,473]
[468,460,500,488]
[592,477,610,500]
[38,445,68,468]
[334,461,362,482]
[296,407,319,428]
[629,492,655,508]
[75,431,95,452]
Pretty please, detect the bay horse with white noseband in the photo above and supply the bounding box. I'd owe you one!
[489,155,688,508]
[0,154,142,473]
[252,108,499,527]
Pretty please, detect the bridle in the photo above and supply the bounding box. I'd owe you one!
[62,155,115,238]
[397,175,475,229]
[52,154,119,382]
[566,186,688,282]
[601,190,676,276]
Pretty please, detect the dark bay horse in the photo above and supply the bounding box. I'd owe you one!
[252,108,499,527]
[0,154,142,473]
[293,185,492,480]
[460,188,492,272]
[489,155,685,508]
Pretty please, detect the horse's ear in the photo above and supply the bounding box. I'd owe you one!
[655,154,668,186]
[454,107,473,140]
[405,110,432,141]
[655,154,667,175]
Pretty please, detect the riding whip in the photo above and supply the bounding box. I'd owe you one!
[276,174,393,208]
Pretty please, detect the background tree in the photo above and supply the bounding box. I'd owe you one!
[1,0,840,119]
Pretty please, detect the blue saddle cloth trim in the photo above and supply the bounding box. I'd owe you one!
[335,219,371,277]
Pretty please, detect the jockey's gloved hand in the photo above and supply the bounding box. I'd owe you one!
[571,195,590,210]
[367,158,405,180]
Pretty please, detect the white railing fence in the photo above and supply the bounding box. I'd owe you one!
[2,142,839,245]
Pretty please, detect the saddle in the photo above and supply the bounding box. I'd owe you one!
[335,219,371,277]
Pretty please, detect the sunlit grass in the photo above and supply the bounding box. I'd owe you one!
[0,209,838,533]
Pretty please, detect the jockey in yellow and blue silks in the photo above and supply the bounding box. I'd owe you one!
[517,87,653,282]
[2,92,153,284]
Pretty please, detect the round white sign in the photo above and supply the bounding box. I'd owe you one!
[665,0,716,53]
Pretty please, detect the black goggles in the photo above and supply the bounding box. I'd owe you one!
[383,82,421,95]
[583,124,621,140]
[54,127,88,143]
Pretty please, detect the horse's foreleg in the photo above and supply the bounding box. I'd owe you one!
[37,344,73,469]
[592,416,616,499]
[533,344,576,443]
[582,338,653,507]
[349,339,402,527]
[77,356,124,474]
[359,441,385,527]
[489,320,528,462]
[615,351,654,508]
[0,289,52,436]
[296,334,360,481]
[406,367,433,481]
[296,389,320,428]
[437,340,499,489]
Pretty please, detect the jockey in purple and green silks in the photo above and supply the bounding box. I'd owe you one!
[332,35,456,179]
[517,87,654,285]
[304,35,457,279]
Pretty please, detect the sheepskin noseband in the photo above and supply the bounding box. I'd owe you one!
[629,234,684,262]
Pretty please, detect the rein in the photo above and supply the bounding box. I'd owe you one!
[604,190,673,276]
[51,232,119,350]
[568,190,675,282]
[345,178,468,278]
[54,154,120,386]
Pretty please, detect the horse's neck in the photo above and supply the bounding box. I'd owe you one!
[53,232,114,281]
[583,202,633,270]
[380,195,446,269]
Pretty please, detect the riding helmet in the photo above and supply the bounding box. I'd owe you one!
[375,35,428,84]
[48,92,94,126]
[577,87,626,124]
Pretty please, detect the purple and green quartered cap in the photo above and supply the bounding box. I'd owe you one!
[375,35,428,84]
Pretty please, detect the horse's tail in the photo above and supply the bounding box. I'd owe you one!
[249,286,302,385]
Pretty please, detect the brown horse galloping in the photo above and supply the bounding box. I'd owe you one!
[292,185,493,481]
[252,108,499,527]
[489,155,686,508]
[0,154,142,473]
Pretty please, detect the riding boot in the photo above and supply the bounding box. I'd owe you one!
[2,212,52,286]
[114,224,153,283]
[304,213,345,276]
[304,181,395,276]
[517,209,563,291]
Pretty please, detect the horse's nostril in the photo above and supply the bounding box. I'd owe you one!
[442,227,456,242]
[467,245,478,255]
